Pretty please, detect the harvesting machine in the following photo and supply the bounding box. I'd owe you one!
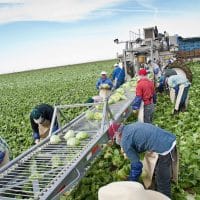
[114,26,192,82]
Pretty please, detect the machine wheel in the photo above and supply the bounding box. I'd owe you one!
[168,62,193,83]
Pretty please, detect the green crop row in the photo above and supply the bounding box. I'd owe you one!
[0,60,115,158]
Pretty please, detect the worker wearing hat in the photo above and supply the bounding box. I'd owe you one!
[147,60,161,83]
[108,122,178,198]
[0,136,11,169]
[98,181,170,200]
[166,74,190,113]
[132,68,156,123]
[112,63,125,89]
[30,104,59,144]
[96,71,113,98]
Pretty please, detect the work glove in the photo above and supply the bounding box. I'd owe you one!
[0,151,5,164]
[128,161,143,181]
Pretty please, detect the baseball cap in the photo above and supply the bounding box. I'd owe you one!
[138,68,147,76]
[108,122,121,140]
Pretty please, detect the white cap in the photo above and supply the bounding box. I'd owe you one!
[101,71,107,75]
[114,63,118,67]
[98,181,170,200]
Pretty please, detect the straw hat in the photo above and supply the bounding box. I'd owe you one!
[98,181,170,200]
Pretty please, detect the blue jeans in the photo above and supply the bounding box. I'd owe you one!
[144,103,154,123]
[155,152,172,198]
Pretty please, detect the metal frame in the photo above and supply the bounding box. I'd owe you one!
[0,90,135,200]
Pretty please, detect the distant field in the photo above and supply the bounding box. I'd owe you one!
[0,60,115,157]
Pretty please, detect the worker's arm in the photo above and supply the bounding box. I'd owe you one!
[0,137,10,163]
[122,144,143,181]
[107,79,113,89]
[132,84,142,110]
[96,79,101,90]
[152,84,157,104]
[30,115,40,142]
[153,93,157,104]
[0,151,5,164]
[112,69,116,81]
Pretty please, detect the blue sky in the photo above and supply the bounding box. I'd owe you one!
[0,0,199,74]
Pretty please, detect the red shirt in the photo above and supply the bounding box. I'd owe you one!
[136,78,155,105]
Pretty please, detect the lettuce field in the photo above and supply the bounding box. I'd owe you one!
[0,60,114,158]
[0,60,200,199]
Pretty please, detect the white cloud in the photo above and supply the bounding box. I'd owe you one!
[0,0,124,23]
[135,0,158,20]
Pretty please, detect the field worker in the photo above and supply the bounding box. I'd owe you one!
[112,63,125,89]
[158,68,177,93]
[98,181,170,200]
[108,122,178,198]
[0,136,11,169]
[132,69,156,123]
[147,60,161,83]
[167,74,190,113]
[30,104,59,144]
[96,71,113,98]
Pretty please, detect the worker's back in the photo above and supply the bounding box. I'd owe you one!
[136,78,155,105]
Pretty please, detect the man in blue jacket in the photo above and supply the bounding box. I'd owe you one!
[112,63,125,89]
[96,71,113,90]
[108,122,176,198]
